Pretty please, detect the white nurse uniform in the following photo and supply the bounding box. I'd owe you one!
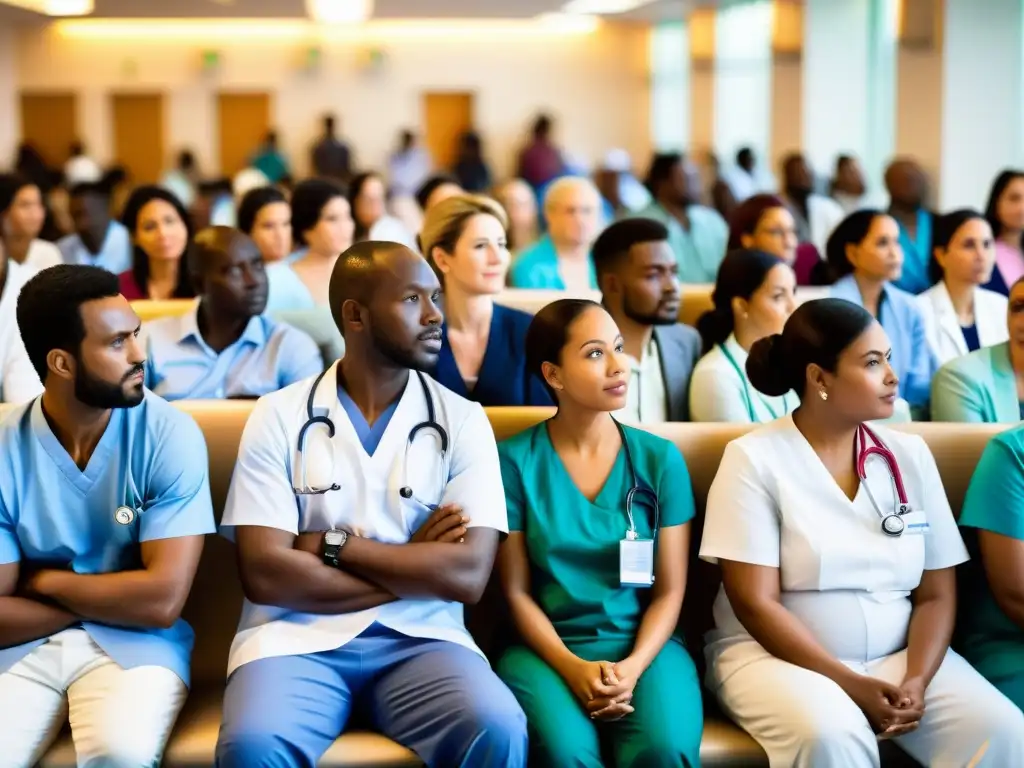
[699,415,1024,768]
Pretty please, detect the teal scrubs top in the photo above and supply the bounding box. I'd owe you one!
[508,235,598,291]
[931,342,1023,424]
[498,421,694,647]
[0,394,215,686]
[957,424,1024,683]
[893,209,933,295]
[633,202,728,285]
[265,261,317,314]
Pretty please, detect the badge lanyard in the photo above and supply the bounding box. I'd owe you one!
[719,342,788,423]
[615,419,660,588]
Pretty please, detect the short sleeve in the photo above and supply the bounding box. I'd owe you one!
[139,412,216,542]
[498,446,526,533]
[0,495,21,565]
[655,441,695,528]
[699,440,781,566]
[221,396,301,535]
[911,436,968,569]
[442,405,508,534]
[689,360,752,423]
[960,434,1024,541]
[278,328,324,387]
[930,361,984,423]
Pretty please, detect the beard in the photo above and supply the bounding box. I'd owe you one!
[623,292,678,327]
[75,363,145,409]
[369,324,438,372]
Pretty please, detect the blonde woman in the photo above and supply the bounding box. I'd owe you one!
[422,194,552,406]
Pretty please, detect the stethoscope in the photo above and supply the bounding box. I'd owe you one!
[614,418,661,541]
[115,475,143,526]
[719,342,789,423]
[855,424,912,537]
[294,367,450,503]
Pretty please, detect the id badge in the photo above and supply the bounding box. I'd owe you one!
[620,537,655,587]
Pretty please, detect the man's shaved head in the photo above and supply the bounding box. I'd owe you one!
[328,241,443,370]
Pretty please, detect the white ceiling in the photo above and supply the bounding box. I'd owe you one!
[0,0,697,22]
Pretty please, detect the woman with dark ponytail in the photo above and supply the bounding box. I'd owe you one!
[689,249,798,422]
[700,297,1024,768]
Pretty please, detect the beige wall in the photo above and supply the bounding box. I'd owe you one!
[770,54,802,176]
[13,21,651,181]
[0,24,18,167]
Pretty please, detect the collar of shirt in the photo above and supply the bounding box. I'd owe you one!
[177,306,269,353]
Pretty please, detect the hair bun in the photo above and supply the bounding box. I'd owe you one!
[746,334,791,397]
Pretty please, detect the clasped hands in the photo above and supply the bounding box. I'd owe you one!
[564,657,642,722]
[293,504,471,555]
[843,673,926,740]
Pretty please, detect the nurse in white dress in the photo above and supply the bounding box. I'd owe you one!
[699,296,1024,768]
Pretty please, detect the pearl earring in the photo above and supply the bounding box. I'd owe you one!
[819,389,828,402]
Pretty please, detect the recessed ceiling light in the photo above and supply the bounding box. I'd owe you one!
[2,0,94,14]
[562,0,650,13]
[306,0,373,23]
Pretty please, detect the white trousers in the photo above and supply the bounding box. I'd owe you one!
[0,628,187,768]
[716,646,1024,768]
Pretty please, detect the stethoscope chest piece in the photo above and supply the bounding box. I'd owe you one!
[881,514,905,537]
[114,506,136,526]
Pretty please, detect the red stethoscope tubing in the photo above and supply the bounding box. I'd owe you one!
[855,424,910,506]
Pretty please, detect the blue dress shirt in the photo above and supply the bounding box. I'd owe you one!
[144,308,323,401]
[830,274,937,408]
[57,221,133,275]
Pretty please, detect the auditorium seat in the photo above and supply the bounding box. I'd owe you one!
[38,402,1005,767]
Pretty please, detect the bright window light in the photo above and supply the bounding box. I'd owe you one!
[305,0,373,24]
[561,0,649,14]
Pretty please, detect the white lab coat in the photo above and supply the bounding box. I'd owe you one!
[699,416,1024,768]
[916,282,1008,366]
[0,260,43,404]
[220,362,508,675]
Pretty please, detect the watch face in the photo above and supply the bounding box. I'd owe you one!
[325,531,344,546]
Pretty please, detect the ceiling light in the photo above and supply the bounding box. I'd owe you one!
[306,0,373,24]
[1,0,93,14]
[561,0,649,14]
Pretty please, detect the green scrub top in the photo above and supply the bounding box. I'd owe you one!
[498,421,695,647]
[957,424,1024,682]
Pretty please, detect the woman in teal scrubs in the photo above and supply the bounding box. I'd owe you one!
[496,298,703,768]
[957,423,1024,709]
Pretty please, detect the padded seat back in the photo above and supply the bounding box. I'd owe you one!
[176,401,1009,689]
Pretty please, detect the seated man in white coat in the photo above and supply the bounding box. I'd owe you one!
[216,241,528,768]
[0,264,214,765]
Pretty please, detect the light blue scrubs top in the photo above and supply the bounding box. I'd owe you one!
[337,382,400,455]
[892,209,933,295]
[265,260,318,314]
[830,274,937,409]
[144,307,323,401]
[508,235,598,290]
[634,202,728,284]
[57,221,133,275]
[0,394,215,686]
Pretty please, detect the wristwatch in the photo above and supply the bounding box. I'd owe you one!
[322,529,349,568]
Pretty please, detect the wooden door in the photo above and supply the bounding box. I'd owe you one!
[19,92,77,168]
[111,93,165,185]
[217,92,271,178]
[422,92,474,171]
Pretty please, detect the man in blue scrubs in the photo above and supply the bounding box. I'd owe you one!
[216,241,527,768]
[885,158,935,295]
[57,183,132,274]
[0,265,215,765]
[144,227,323,401]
